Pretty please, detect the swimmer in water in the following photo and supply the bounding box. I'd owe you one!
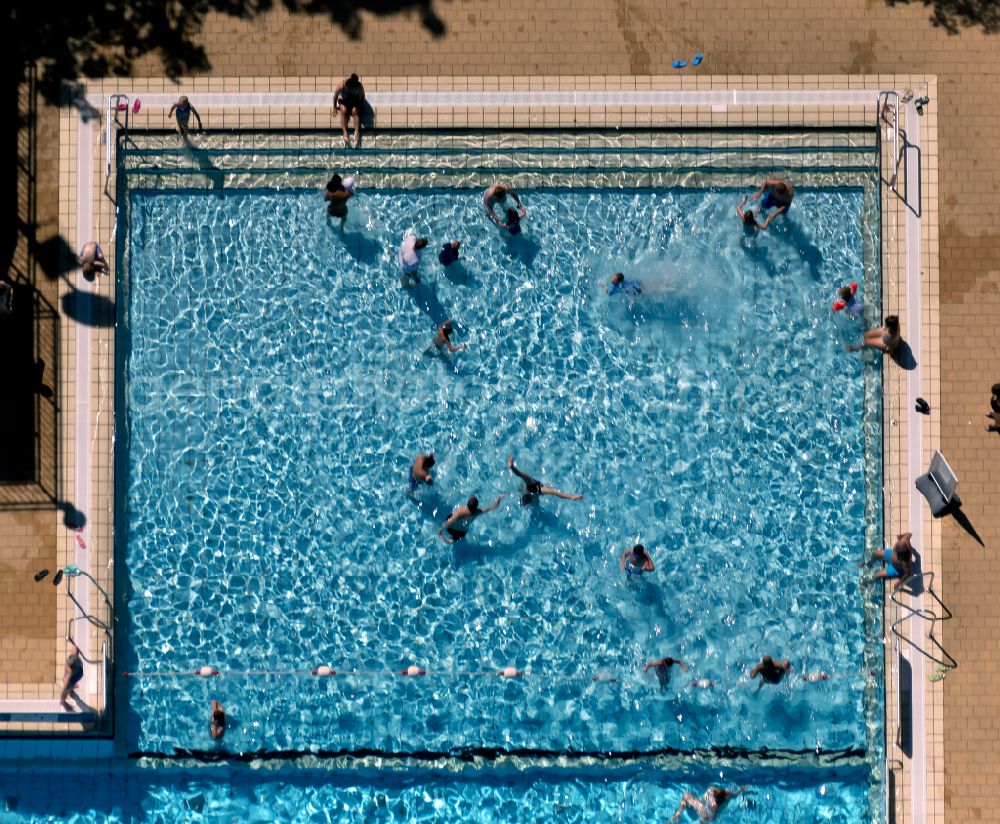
[427,319,467,354]
[483,183,525,226]
[751,176,794,214]
[832,282,863,317]
[506,454,583,505]
[602,272,643,296]
[501,206,525,235]
[750,655,791,686]
[439,494,506,542]
[644,655,689,691]
[210,700,226,740]
[621,544,654,575]
[324,174,354,225]
[438,240,461,266]
[408,453,435,492]
[737,196,780,232]
[670,785,746,823]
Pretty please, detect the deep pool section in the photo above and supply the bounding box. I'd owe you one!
[123,187,876,755]
[0,764,872,823]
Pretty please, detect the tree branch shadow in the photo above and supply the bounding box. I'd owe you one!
[885,0,1000,33]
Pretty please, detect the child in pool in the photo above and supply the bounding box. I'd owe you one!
[833,282,863,317]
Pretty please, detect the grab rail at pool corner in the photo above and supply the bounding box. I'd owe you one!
[877,91,900,194]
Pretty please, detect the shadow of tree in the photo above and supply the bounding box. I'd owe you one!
[12,0,446,106]
[885,0,1000,34]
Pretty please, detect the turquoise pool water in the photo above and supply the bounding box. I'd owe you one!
[0,764,871,822]
[122,184,878,757]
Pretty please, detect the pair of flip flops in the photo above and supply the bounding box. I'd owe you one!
[673,54,704,69]
[915,397,930,415]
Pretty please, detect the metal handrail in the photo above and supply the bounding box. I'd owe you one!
[106,93,129,188]
[878,90,900,192]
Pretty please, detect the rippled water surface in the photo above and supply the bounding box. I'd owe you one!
[0,765,871,823]
[124,186,876,755]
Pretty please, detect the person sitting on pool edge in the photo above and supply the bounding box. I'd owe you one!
[439,494,506,543]
[750,176,794,216]
[603,272,643,296]
[670,785,746,823]
[862,531,914,591]
[506,455,583,505]
[737,196,781,232]
[750,655,791,686]
[644,655,689,691]
[845,315,901,355]
[210,700,226,739]
[409,452,435,492]
[333,73,366,148]
[621,543,654,575]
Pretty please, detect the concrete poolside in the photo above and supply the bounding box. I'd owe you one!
[2,1,998,822]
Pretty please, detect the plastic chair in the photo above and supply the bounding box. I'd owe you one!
[915,450,959,517]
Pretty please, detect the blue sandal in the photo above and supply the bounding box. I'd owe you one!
[692,53,703,66]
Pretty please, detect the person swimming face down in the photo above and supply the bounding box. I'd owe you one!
[467,495,480,513]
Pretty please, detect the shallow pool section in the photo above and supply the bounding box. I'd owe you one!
[0,763,872,823]
[122,185,877,756]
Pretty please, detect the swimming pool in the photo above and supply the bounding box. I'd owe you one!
[114,129,883,817]
[0,762,872,822]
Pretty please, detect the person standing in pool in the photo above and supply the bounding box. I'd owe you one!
[863,531,913,590]
[500,206,526,235]
[408,453,435,492]
[210,700,226,739]
[483,183,526,226]
[507,455,583,505]
[750,655,791,685]
[398,235,428,287]
[644,655,689,691]
[168,96,202,138]
[670,785,746,822]
[428,320,466,354]
[749,176,794,217]
[603,272,643,296]
[621,544,654,575]
[324,174,354,224]
[439,494,506,542]
[438,240,461,266]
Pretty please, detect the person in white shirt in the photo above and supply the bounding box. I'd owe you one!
[398,235,428,287]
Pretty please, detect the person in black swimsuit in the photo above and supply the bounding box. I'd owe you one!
[438,494,506,542]
[334,74,366,147]
[750,655,791,686]
[324,174,353,224]
[507,455,583,505]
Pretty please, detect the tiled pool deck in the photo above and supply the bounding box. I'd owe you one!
[2,2,998,821]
